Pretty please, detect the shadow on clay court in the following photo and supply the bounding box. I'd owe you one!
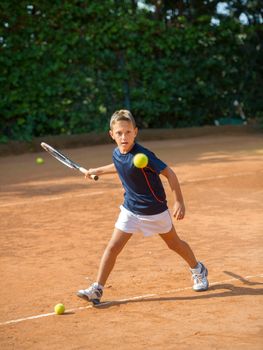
[96,273,263,309]
[223,271,263,286]
[0,178,119,199]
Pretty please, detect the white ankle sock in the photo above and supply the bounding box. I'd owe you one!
[93,282,104,290]
[191,262,202,273]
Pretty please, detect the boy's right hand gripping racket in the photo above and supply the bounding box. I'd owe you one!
[40,142,99,181]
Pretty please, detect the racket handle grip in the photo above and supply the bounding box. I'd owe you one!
[91,174,99,181]
[79,167,99,181]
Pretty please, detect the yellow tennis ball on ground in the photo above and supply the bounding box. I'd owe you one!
[54,303,65,315]
[133,153,148,168]
[36,157,44,165]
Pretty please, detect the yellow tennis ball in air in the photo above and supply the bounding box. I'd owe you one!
[36,157,44,165]
[133,153,148,168]
[54,303,65,315]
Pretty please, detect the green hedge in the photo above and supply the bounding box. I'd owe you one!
[0,2,262,142]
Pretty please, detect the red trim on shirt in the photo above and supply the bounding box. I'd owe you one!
[142,168,165,203]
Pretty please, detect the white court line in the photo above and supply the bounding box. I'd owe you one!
[181,170,263,184]
[1,170,262,208]
[0,191,104,208]
[1,273,262,327]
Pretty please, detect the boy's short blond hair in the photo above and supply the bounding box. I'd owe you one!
[110,110,136,129]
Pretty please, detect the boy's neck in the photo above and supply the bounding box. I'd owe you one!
[119,142,136,154]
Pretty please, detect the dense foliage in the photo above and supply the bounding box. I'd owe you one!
[0,1,262,141]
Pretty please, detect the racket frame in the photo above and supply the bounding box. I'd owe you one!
[40,142,98,181]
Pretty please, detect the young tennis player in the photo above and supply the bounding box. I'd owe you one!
[77,110,208,304]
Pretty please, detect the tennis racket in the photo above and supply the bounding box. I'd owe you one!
[40,142,99,181]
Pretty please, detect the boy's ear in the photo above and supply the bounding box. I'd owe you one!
[109,130,114,140]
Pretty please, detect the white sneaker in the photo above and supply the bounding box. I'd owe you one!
[190,262,209,291]
[77,282,103,305]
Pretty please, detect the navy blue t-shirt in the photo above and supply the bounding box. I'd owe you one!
[113,143,168,215]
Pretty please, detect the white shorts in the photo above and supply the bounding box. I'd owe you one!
[115,205,173,237]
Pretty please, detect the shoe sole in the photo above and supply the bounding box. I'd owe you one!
[76,291,101,305]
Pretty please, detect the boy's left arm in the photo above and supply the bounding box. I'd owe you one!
[161,166,185,220]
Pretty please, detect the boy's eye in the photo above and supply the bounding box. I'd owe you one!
[115,130,132,136]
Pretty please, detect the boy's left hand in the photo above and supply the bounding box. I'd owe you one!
[172,201,185,220]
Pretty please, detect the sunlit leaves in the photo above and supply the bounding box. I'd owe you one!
[0,1,262,141]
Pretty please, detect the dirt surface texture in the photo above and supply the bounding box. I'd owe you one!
[0,134,262,349]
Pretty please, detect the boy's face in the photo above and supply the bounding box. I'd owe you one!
[109,120,138,154]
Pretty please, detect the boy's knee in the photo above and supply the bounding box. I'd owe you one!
[166,241,178,251]
[166,238,183,252]
[106,241,123,256]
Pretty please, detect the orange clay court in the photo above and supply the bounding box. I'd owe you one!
[0,133,262,350]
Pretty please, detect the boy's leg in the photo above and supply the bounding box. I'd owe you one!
[96,228,132,286]
[159,225,197,268]
[159,225,208,291]
[77,228,132,303]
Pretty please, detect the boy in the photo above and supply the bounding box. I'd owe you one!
[77,110,208,305]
